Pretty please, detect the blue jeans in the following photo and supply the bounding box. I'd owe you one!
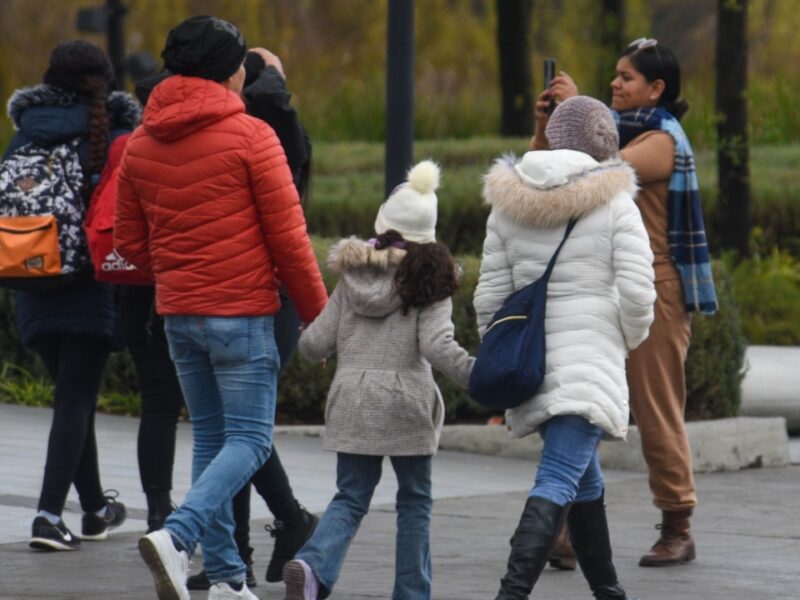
[530,415,605,506]
[297,453,433,600]
[162,315,279,584]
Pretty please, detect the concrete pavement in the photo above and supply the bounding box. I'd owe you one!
[1,403,799,599]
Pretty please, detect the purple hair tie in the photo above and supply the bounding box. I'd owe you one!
[368,237,406,250]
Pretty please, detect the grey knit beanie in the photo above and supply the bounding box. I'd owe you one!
[545,96,619,161]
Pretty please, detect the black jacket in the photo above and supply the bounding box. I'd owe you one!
[243,64,312,201]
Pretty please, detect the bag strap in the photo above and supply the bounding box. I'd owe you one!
[541,218,578,281]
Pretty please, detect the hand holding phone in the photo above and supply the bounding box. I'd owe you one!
[543,58,556,115]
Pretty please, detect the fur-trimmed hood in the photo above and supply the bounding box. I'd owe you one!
[327,237,406,318]
[483,150,638,228]
[7,84,141,131]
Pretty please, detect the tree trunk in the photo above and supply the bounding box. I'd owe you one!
[496,0,533,136]
[597,0,625,103]
[716,0,750,256]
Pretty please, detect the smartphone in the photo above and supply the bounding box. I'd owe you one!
[544,58,556,114]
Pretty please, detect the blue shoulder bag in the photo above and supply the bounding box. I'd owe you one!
[468,219,577,409]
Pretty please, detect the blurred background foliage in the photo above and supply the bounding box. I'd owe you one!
[1,0,797,422]
[0,0,799,147]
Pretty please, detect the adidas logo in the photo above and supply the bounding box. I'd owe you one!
[101,249,137,272]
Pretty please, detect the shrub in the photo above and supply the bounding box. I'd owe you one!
[0,242,751,424]
[0,363,53,407]
[685,261,747,421]
[278,241,746,424]
[276,241,491,424]
[0,290,40,375]
[727,244,800,345]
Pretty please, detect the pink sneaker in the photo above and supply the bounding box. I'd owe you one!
[283,559,318,600]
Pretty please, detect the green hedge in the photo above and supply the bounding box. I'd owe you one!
[726,247,800,345]
[0,241,747,424]
[308,142,800,257]
[278,240,746,424]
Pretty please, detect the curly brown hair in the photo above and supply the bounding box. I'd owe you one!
[374,230,459,312]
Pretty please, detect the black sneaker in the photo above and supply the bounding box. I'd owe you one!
[187,564,257,591]
[265,509,319,582]
[81,490,127,541]
[29,516,81,551]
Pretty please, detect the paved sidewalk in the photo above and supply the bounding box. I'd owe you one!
[1,404,799,599]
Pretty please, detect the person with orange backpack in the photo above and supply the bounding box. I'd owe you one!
[1,40,139,551]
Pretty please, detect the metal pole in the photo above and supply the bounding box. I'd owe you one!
[385,0,415,198]
[107,0,127,90]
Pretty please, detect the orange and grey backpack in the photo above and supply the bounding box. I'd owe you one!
[0,138,90,290]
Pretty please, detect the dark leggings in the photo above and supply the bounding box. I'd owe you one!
[34,334,111,515]
[233,290,304,550]
[119,286,184,494]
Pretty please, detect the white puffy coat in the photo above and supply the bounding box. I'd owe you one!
[474,150,656,440]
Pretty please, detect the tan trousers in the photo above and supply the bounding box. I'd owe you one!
[626,279,696,511]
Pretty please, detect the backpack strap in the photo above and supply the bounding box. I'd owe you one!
[541,218,578,281]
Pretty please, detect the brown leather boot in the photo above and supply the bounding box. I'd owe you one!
[548,513,577,570]
[639,509,696,567]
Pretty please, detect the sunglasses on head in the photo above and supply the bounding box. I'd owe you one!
[629,37,658,49]
[628,37,664,70]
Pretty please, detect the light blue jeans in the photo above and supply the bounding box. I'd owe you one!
[530,415,605,506]
[297,453,433,600]
[162,315,279,584]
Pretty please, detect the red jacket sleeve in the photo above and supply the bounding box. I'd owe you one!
[245,121,327,322]
[114,152,153,278]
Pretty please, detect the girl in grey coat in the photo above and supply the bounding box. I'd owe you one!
[283,160,474,600]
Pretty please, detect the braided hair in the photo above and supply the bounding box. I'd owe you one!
[43,40,114,188]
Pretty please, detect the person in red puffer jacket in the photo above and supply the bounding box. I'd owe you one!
[114,16,327,600]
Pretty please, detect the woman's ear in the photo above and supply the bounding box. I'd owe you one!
[649,79,666,102]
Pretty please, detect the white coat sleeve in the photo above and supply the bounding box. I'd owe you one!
[473,210,514,337]
[610,194,656,351]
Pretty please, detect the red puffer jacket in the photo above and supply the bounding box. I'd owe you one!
[114,76,327,322]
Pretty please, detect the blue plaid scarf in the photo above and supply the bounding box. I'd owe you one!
[615,107,718,314]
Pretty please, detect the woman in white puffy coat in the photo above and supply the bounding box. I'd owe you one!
[475,97,655,600]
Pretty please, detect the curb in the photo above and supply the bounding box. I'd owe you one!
[276,416,791,473]
[740,346,800,433]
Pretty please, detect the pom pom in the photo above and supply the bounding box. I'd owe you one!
[406,160,440,195]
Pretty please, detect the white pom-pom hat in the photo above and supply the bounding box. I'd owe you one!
[374,159,441,243]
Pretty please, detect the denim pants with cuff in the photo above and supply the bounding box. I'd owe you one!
[530,414,605,506]
[162,315,278,584]
[297,453,433,600]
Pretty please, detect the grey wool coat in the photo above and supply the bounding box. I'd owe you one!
[298,238,475,456]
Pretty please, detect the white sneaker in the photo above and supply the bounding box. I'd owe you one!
[283,559,319,600]
[138,529,190,600]
[208,582,259,599]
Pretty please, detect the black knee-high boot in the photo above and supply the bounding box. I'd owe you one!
[568,494,639,600]
[495,496,567,600]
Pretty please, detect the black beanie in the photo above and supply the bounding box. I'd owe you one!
[161,16,246,82]
[43,40,113,93]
